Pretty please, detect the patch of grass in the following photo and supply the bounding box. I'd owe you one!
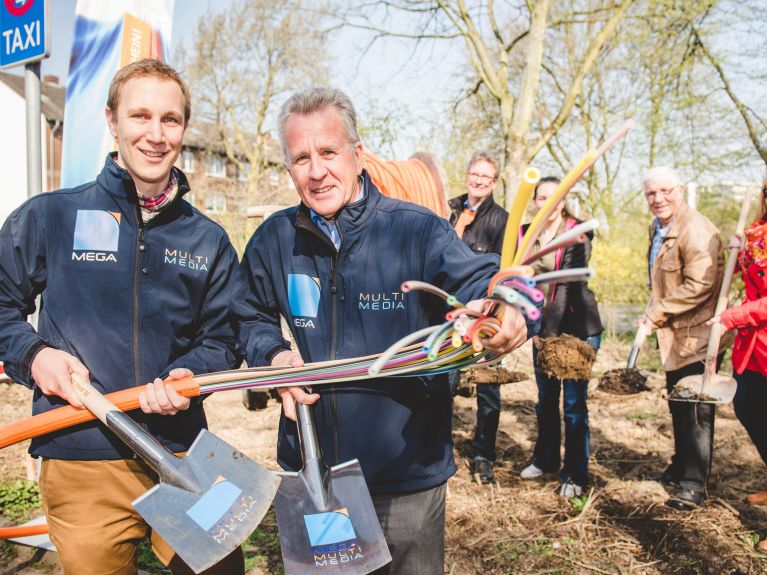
[136,539,169,574]
[0,479,41,522]
[525,537,552,556]
[626,412,652,420]
[244,509,284,574]
[569,494,589,513]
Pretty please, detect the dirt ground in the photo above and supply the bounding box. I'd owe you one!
[1,337,767,574]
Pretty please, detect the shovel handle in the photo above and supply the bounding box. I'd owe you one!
[71,374,118,423]
[0,377,200,450]
[702,184,754,381]
[627,323,651,369]
[296,402,323,461]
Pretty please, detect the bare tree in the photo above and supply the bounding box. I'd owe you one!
[341,0,635,206]
[185,0,330,206]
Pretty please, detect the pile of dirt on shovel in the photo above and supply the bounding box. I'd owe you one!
[463,366,528,385]
[537,335,596,380]
[598,368,649,395]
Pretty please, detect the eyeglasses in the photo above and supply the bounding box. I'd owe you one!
[644,185,681,200]
[468,172,496,183]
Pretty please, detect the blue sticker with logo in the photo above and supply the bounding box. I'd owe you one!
[303,509,356,547]
[288,274,321,318]
[72,210,121,251]
[185,478,243,531]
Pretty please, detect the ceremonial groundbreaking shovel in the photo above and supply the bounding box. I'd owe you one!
[274,401,391,574]
[70,374,280,573]
[671,184,754,404]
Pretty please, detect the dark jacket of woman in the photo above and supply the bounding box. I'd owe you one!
[522,220,603,339]
[448,193,509,255]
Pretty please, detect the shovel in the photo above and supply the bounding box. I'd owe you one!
[598,306,652,395]
[274,401,391,574]
[70,374,280,573]
[671,184,754,404]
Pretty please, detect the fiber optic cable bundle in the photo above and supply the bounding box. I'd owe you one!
[0,120,634,541]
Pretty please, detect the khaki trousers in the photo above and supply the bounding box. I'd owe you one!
[40,458,244,575]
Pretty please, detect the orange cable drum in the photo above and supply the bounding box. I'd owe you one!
[364,150,449,219]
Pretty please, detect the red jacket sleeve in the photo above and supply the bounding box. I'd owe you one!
[721,297,767,330]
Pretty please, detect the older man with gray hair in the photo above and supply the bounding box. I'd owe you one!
[232,87,529,573]
[640,165,726,510]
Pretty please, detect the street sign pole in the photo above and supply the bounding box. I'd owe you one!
[25,60,41,197]
[1,0,50,198]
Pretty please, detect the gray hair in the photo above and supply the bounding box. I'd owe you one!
[466,151,499,178]
[278,87,360,158]
[643,166,683,188]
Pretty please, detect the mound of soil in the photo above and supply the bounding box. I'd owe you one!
[463,366,528,385]
[598,368,649,395]
[536,335,596,380]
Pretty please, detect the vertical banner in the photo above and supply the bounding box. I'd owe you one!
[60,0,174,188]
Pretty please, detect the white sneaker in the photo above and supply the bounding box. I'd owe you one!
[520,463,543,479]
[559,480,583,498]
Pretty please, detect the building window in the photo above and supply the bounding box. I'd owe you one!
[205,193,227,214]
[205,156,226,178]
[238,162,251,182]
[181,150,196,173]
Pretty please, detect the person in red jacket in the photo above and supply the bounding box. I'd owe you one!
[710,176,767,552]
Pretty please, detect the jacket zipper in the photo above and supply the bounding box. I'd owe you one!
[329,252,340,465]
[133,209,145,389]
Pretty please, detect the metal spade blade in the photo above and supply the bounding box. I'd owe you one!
[274,402,391,575]
[71,375,280,573]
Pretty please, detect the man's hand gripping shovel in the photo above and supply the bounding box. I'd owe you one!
[274,400,391,574]
[70,374,280,574]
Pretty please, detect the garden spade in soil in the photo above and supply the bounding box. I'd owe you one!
[671,183,754,404]
[598,321,650,395]
[70,374,280,573]
[274,401,391,575]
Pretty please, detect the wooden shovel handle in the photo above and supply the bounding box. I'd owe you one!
[703,185,754,379]
[0,377,200,450]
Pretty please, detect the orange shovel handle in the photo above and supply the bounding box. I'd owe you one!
[0,523,49,539]
[0,378,200,450]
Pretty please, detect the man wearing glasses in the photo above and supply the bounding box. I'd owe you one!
[640,166,726,510]
[448,152,508,484]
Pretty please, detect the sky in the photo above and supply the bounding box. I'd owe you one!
[10,0,462,159]
[7,0,764,184]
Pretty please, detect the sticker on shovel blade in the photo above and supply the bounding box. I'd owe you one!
[186,476,262,542]
[304,509,366,566]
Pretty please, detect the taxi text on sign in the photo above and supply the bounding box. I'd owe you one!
[0,0,49,69]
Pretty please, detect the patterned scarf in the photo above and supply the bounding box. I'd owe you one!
[453,209,477,239]
[739,217,767,269]
[112,154,180,223]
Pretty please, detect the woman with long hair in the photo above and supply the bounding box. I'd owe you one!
[710,176,767,552]
[519,177,603,497]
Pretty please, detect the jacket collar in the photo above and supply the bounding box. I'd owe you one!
[96,153,191,204]
[449,192,497,218]
[295,170,381,248]
[649,202,689,241]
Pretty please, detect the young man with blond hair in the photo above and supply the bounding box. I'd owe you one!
[0,59,242,574]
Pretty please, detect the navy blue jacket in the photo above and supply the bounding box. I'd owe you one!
[232,173,500,494]
[0,156,240,460]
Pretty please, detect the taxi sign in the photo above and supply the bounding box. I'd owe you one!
[0,0,49,69]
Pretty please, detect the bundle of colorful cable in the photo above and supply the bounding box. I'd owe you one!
[0,121,636,453]
[0,120,635,540]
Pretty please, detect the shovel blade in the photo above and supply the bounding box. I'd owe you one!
[133,430,280,574]
[670,373,737,404]
[274,459,391,575]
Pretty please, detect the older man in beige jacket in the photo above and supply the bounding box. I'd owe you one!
[640,166,727,511]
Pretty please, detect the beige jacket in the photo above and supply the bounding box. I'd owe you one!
[646,203,729,371]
